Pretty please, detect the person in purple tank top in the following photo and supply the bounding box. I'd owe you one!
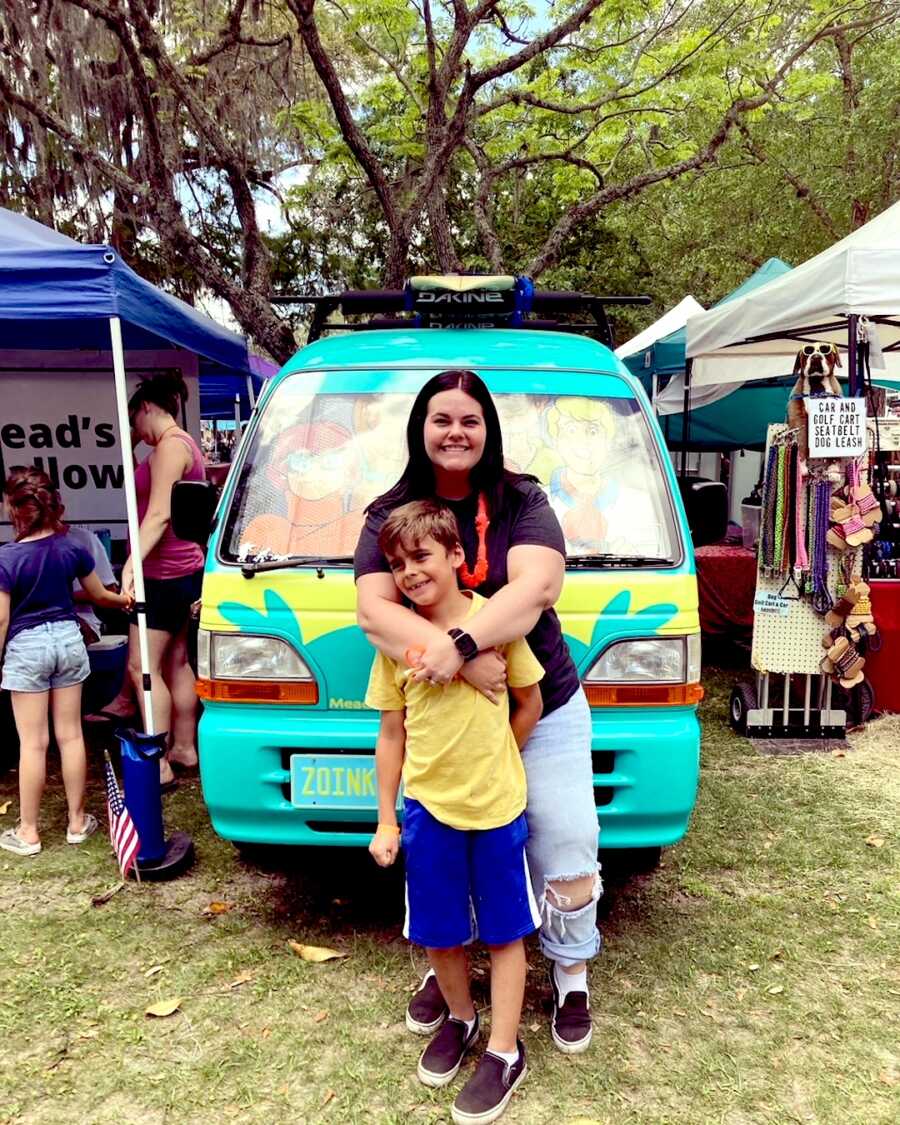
[118,372,206,791]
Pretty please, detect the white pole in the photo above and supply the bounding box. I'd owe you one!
[109,317,155,736]
[234,392,241,429]
[245,373,256,411]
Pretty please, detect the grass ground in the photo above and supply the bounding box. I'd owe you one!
[0,669,898,1125]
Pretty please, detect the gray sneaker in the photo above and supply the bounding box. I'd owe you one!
[0,828,41,856]
[66,813,99,845]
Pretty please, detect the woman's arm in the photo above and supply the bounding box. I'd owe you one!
[0,589,9,657]
[409,544,564,685]
[121,438,191,594]
[465,544,563,651]
[356,571,445,663]
[357,571,509,702]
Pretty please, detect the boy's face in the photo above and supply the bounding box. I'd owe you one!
[386,534,464,607]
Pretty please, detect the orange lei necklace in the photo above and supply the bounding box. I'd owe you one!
[458,492,490,589]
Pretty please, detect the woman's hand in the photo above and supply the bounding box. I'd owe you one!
[120,561,135,600]
[460,649,508,705]
[410,631,464,686]
[369,824,401,867]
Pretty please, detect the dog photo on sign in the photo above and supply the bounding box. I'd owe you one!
[786,342,843,460]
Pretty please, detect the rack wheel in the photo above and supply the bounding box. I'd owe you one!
[729,682,757,735]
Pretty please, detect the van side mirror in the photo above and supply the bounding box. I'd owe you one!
[677,477,728,549]
[171,480,218,546]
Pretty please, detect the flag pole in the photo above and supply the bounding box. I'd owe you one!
[108,317,155,736]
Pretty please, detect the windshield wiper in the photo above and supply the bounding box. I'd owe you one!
[566,554,673,568]
[239,555,354,578]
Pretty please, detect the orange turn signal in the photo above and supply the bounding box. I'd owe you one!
[583,682,704,708]
[196,678,319,705]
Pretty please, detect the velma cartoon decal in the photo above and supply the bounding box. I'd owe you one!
[240,422,363,557]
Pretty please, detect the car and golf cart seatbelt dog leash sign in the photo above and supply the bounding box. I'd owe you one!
[807,396,867,459]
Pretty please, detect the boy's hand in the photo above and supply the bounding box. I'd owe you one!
[369,824,401,867]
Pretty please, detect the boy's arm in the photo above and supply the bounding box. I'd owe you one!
[509,682,543,750]
[369,708,406,867]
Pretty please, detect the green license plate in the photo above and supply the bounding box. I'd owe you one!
[289,754,380,809]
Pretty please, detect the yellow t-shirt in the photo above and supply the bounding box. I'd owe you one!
[364,592,544,830]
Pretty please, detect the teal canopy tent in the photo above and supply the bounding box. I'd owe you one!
[623,258,794,449]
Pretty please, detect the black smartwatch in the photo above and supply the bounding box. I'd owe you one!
[448,627,479,662]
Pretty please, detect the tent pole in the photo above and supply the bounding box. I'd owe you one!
[245,373,256,411]
[680,359,693,480]
[108,317,155,737]
[234,393,241,429]
[651,374,659,417]
[848,314,859,396]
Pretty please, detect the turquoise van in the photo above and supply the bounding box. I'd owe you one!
[186,282,711,858]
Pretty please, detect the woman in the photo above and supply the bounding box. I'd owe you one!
[120,371,205,789]
[355,370,601,1055]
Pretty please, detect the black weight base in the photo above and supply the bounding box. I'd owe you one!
[135,831,195,881]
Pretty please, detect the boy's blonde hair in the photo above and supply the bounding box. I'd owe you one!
[378,500,462,557]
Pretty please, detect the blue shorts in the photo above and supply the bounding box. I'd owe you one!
[1,619,90,693]
[401,798,541,949]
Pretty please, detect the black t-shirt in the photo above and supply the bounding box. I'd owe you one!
[354,479,580,717]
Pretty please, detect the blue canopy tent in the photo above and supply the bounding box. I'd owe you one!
[623,258,794,449]
[198,353,278,420]
[0,206,254,739]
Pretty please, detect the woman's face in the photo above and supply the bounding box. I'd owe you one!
[129,402,152,445]
[423,389,487,477]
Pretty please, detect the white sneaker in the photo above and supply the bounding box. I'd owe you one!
[66,813,99,845]
[0,827,41,856]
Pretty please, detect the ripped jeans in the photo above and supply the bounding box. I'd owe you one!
[521,687,602,967]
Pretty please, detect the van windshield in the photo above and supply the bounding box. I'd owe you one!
[221,376,678,564]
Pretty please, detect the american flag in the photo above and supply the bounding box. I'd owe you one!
[103,753,140,880]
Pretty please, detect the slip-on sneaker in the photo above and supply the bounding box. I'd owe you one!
[417,1013,480,1088]
[451,1040,527,1125]
[406,968,450,1035]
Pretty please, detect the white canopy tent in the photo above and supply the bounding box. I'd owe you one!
[614,294,704,359]
[685,200,900,389]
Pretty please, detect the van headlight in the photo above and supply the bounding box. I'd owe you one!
[581,635,702,707]
[584,635,701,685]
[204,632,313,679]
[197,630,319,704]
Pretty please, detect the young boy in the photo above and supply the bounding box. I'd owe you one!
[366,500,544,1125]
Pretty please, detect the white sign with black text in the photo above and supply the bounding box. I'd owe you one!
[0,349,199,543]
[807,396,866,458]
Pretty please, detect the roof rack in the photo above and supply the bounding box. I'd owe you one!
[272,274,650,348]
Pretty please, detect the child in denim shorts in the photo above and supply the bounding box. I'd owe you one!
[0,468,132,857]
[367,501,544,1125]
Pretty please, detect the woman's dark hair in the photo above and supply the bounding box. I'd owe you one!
[3,466,66,540]
[371,370,531,514]
[128,369,189,422]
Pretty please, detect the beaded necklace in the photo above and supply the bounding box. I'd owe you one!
[773,444,787,573]
[458,492,490,589]
[759,445,779,575]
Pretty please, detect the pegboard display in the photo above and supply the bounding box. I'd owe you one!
[751,566,841,674]
[751,424,850,675]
